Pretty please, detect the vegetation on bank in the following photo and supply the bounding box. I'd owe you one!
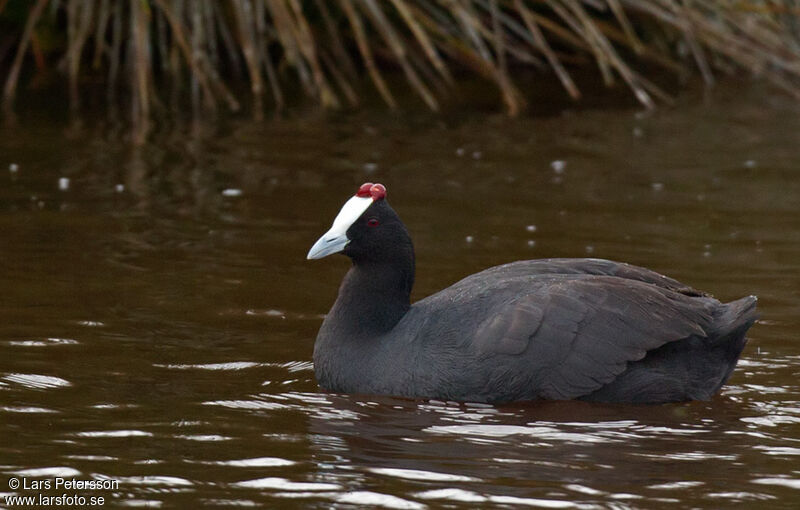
[2,1,800,141]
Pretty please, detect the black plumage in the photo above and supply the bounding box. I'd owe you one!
[308,186,758,404]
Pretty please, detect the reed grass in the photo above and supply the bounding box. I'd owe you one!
[2,1,800,142]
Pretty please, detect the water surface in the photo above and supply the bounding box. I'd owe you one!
[1,84,799,508]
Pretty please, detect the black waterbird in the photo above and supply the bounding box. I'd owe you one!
[307,183,758,404]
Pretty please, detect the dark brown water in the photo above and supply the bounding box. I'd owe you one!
[1,84,799,509]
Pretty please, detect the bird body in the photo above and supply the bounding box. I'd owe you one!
[308,183,758,404]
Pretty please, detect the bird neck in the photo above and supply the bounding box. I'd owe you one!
[328,255,415,337]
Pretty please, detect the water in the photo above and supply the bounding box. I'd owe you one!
[1,83,799,508]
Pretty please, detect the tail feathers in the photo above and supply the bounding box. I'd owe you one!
[713,295,760,341]
[701,295,759,396]
[581,295,759,404]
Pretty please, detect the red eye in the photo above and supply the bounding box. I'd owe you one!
[367,218,379,227]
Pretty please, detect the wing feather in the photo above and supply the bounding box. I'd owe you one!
[471,276,716,400]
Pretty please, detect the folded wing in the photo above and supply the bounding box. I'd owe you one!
[471,276,717,400]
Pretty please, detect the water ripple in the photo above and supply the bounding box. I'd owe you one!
[173,434,233,442]
[112,476,193,486]
[202,399,289,410]
[118,500,164,508]
[270,490,426,509]
[754,446,800,456]
[232,477,340,491]
[0,406,58,413]
[75,430,154,438]
[154,362,265,371]
[424,424,621,444]
[279,361,315,372]
[369,467,480,482]
[634,452,737,461]
[415,489,596,508]
[564,484,605,496]
[334,491,425,509]
[10,467,81,477]
[7,337,78,347]
[705,491,778,501]
[648,481,705,489]
[741,415,800,427]
[65,455,118,461]
[2,373,71,389]
[192,457,296,467]
[414,489,484,503]
[201,499,259,507]
[751,477,800,490]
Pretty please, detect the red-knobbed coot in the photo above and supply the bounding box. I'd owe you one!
[307,183,758,404]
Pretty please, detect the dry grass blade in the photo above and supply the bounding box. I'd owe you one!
[314,0,359,81]
[266,0,315,97]
[606,0,644,54]
[389,0,453,84]
[211,0,245,79]
[3,0,48,111]
[288,0,340,108]
[231,0,265,118]
[92,0,111,69]
[339,0,397,109]
[66,0,94,113]
[400,2,502,82]
[444,0,525,111]
[491,0,523,115]
[444,0,493,61]
[319,49,359,106]
[361,0,439,111]
[107,0,122,102]
[515,0,581,99]
[248,0,283,111]
[196,47,242,114]
[153,0,219,111]
[677,0,715,85]
[473,0,546,68]
[547,0,615,86]
[202,0,220,70]
[627,0,800,90]
[4,0,800,136]
[695,0,800,72]
[590,15,685,74]
[131,0,151,144]
[567,0,658,108]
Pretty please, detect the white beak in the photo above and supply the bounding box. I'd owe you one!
[307,231,349,259]
[307,195,373,260]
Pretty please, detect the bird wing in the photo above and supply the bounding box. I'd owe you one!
[472,258,708,297]
[471,276,717,400]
